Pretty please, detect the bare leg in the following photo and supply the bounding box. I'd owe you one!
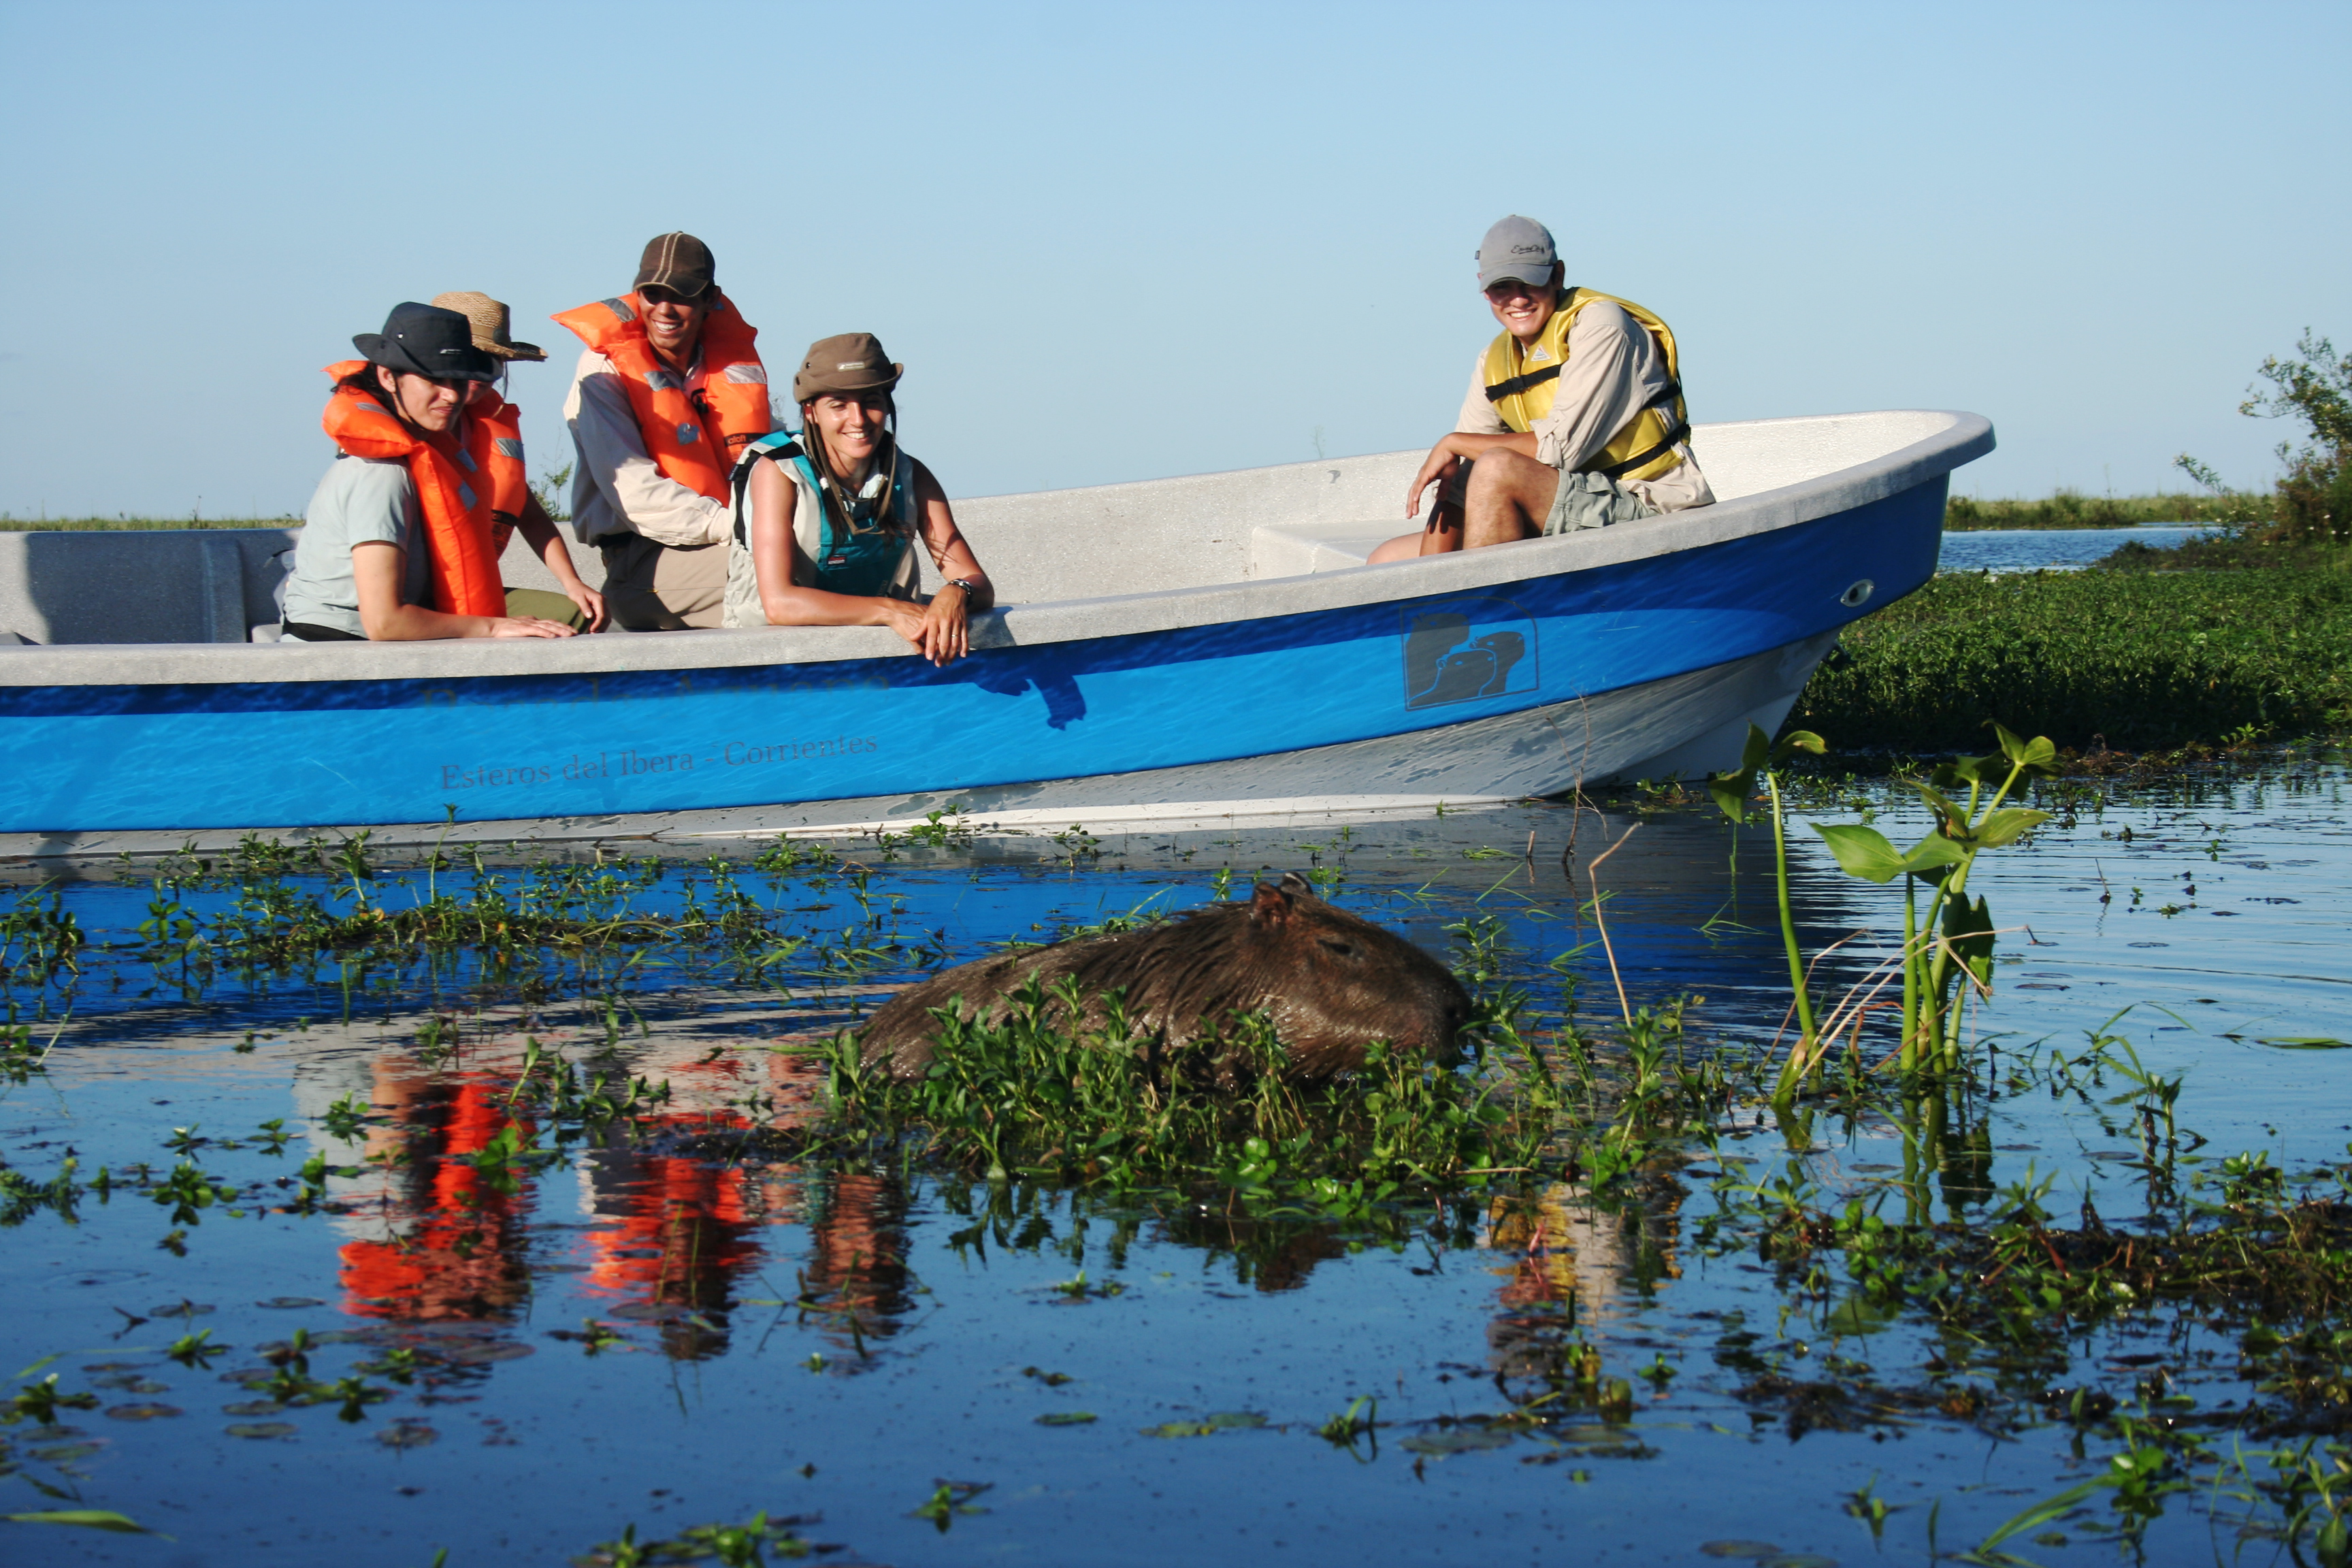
[1461,449,1559,548]
[1369,500,1465,564]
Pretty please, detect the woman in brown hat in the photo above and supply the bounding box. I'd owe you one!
[431,292,606,632]
[722,333,992,666]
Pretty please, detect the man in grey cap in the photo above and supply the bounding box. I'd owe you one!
[553,231,773,629]
[1371,216,1712,563]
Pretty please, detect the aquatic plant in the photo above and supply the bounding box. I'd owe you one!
[1793,566,2352,751]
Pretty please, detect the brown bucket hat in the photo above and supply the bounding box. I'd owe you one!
[429,291,547,362]
[792,333,902,403]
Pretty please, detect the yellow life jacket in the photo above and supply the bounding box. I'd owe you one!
[1482,288,1689,484]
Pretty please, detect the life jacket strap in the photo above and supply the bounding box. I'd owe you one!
[1484,362,1562,403]
[1580,387,1690,480]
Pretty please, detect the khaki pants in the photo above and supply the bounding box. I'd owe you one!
[595,535,728,631]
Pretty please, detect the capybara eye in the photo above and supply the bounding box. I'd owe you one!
[1318,938,1358,958]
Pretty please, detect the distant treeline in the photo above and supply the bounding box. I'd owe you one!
[1942,490,2272,531]
[0,516,297,532]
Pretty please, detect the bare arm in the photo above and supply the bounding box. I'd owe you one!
[1404,430,1540,519]
[512,493,607,630]
[352,542,573,640]
[745,457,990,666]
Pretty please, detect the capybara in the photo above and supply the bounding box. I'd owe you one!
[857,873,1471,1082]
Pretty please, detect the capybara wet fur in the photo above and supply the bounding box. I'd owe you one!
[857,874,1470,1083]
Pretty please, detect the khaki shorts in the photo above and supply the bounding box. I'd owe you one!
[595,535,727,631]
[1544,469,1656,534]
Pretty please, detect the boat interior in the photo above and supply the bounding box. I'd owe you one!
[0,410,1971,649]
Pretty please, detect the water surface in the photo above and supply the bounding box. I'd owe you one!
[3,757,2345,1566]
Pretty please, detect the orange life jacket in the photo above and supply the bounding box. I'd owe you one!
[319,362,507,619]
[550,291,772,502]
[465,389,531,557]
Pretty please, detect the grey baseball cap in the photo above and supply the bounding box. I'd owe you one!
[1476,215,1559,289]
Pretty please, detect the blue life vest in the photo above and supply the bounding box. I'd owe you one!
[733,430,915,598]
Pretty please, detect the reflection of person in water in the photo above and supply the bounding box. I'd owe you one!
[801,1173,915,1352]
[582,1145,769,1359]
[1483,1183,1684,1384]
[337,1065,535,1321]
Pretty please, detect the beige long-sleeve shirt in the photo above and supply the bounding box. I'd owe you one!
[1456,298,1714,513]
[561,346,736,546]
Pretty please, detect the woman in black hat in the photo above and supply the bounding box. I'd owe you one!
[281,303,580,642]
[720,332,993,666]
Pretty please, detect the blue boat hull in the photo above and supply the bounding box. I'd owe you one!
[0,476,1944,836]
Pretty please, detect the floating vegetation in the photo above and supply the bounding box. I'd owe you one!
[1794,564,2352,752]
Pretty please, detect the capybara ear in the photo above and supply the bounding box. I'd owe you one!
[1249,881,1293,926]
[1279,872,1313,898]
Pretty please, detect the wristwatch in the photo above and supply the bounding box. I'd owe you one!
[944,578,979,599]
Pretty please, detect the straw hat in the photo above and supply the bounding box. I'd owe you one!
[429,291,547,362]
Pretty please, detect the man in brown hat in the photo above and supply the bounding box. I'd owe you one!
[430,291,605,632]
[551,233,773,630]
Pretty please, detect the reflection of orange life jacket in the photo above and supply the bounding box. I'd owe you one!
[550,292,771,502]
[319,363,508,618]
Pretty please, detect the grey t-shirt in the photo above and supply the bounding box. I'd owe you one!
[280,455,429,637]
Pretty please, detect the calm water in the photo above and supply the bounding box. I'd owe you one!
[1937,525,2208,574]
[2,758,2346,1566]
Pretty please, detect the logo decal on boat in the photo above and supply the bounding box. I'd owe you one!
[1400,598,1537,710]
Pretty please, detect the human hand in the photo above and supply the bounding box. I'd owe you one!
[488,616,576,639]
[1405,440,1463,520]
[566,581,607,632]
[915,589,970,666]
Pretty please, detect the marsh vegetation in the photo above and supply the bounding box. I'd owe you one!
[1,737,2346,1565]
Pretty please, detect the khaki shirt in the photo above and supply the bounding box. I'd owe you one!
[561,346,739,546]
[1456,299,1714,513]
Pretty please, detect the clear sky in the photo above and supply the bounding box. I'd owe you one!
[1,1,2344,519]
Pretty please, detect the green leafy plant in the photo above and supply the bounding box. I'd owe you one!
[1809,723,2055,1075]
[1708,723,1827,1096]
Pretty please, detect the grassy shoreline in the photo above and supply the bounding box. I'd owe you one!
[1795,544,2352,753]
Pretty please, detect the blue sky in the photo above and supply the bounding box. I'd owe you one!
[1,1,2344,519]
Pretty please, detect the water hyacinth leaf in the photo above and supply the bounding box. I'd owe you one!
[27,1442,104,1463]
[1707,773,1754,826]
[1034,1411,1097,1426]
[1993,721,2059,772]
[1399,1426,1516,1456]
[1771,729,1825,764]
[1812,826,1963,883]
[1910,781,1972,838]
[101,1403,181,1421]
[225,1422,297,1439]
[1812,825,1904,883]
[1737,723,1772,776]
[1141,1411,1267,1438]
[4,1509,156,1533]
[1970,808,2052,849]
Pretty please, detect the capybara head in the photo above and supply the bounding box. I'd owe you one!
[1056,872,1471,1079]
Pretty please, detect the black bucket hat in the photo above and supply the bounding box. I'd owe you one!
[353,302,500,382]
